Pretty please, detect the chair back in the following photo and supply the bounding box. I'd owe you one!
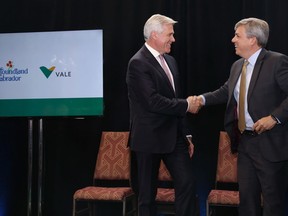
[216,131,238,183]
[158,160,172,181]
[94,131,130,180]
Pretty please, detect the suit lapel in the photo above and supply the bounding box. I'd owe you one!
[227,61,243,104]
[142,46,176,95]
[228,49,267,103]
[247,49,266,99]
[163,55,177,95]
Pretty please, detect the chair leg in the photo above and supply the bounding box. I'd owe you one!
[123,199,126,216]
[72,199,76,216]
[123,195,138,216]
[73,199,94,216]
[206,200,210,216]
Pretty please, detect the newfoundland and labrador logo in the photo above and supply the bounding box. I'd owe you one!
[0,60,29,82]
[39,65,72,79]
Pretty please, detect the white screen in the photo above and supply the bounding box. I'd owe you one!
[0,30,103,117]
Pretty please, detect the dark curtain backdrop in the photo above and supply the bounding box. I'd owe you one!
[1,0,288,215]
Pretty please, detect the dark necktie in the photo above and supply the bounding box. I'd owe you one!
[238,60,249,132]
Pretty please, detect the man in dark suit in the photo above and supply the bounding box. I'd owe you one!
[196,18,288,216]
[126,14,199,216]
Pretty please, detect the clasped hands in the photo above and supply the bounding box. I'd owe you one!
[186,96,203,114]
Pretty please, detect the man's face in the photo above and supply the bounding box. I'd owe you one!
[231,25,254,59]
[154,23,175,54]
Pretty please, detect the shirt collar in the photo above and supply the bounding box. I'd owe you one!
[145,43,161,58]
[247,48,262,67]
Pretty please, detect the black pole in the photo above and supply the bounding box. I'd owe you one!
[27,119,33,216]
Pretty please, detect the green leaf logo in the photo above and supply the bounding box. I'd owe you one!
[40,66,56,78]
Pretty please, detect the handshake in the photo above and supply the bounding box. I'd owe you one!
[186,96,204,114]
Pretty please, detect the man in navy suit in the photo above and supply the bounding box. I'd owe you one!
[196,18,288,216]
[126,14,199,216]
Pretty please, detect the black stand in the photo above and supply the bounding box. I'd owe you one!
[27,118,44,216]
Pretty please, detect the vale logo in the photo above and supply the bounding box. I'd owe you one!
[40,66,56,78]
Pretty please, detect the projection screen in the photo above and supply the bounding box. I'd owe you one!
[0,29,103,117]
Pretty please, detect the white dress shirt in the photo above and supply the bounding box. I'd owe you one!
[144,43,175,90]
[234,49,262,130]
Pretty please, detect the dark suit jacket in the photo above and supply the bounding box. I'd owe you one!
[203,49,288,162]
[126,45,189,153]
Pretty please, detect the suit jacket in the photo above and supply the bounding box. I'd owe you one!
[203,49,288,162]
[126,45,189,153]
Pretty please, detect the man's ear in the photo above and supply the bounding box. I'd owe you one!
[151,31,158,40]
[250,36,258,46]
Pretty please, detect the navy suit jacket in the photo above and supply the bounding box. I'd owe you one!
[126,45,189,153]
[204,49,288,162]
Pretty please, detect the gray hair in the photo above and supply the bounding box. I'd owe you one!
[235,17,269,47]
[143,14,177,41]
